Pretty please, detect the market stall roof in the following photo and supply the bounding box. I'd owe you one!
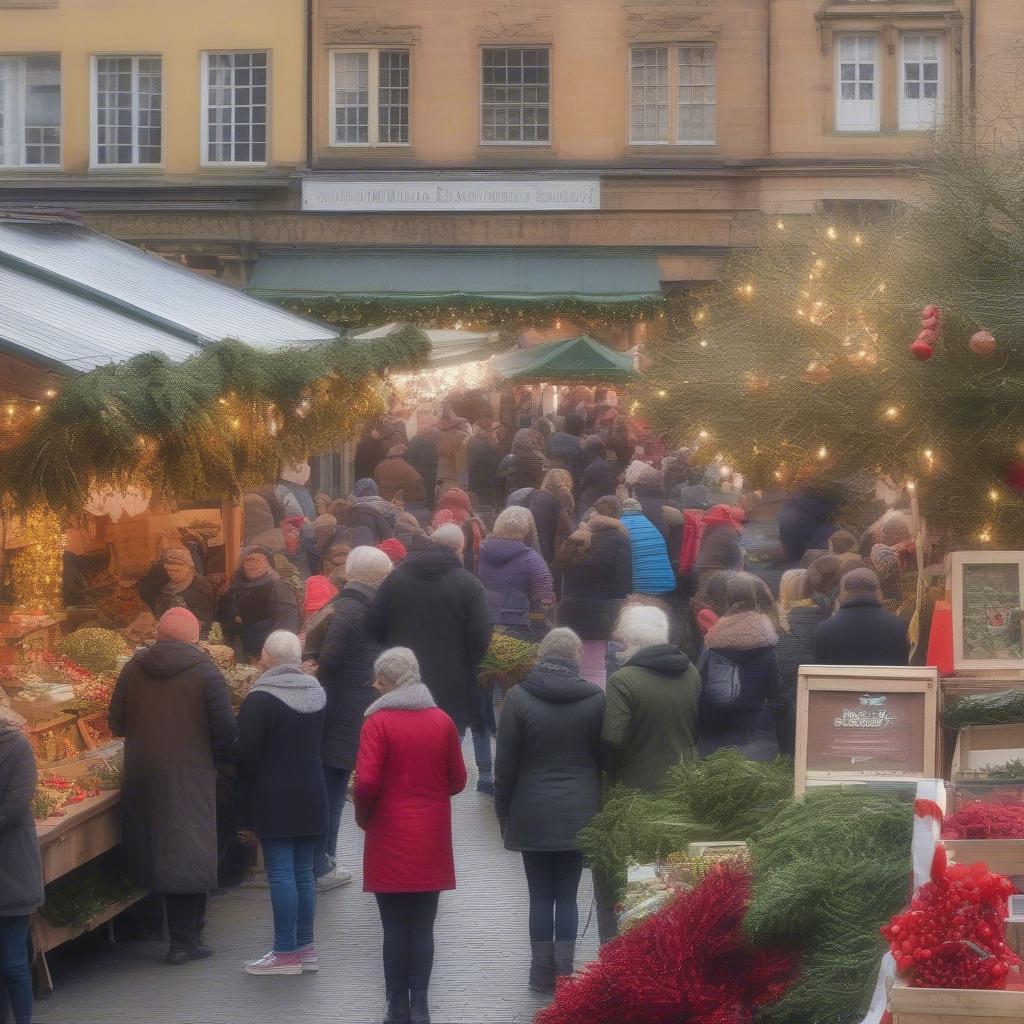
[0,214,337,372]
[248,249,662,303]
[349,322,508,367]
[491,334,639,384]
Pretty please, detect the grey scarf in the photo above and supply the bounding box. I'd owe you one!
[364,682,436,718]
[250,663,326,713]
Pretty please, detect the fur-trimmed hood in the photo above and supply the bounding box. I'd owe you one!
[705,611,778,652]
[364,682,437,717]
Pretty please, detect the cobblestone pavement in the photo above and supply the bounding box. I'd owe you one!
[32,745,599,1024]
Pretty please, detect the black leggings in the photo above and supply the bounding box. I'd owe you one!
[375,892,440,993]
[521,851,584,942]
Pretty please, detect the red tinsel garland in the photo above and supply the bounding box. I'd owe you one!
[943,802,1024,840]
[536,862,797,1024]
[882,847,1019,989]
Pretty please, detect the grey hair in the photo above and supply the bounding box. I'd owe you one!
[538,627,583,665]
[374,646,421,689]
[345,545,393,584]
[493,505,535,541]
[262,629,302,667]
[432,523,465,552]
[614,604,669,655]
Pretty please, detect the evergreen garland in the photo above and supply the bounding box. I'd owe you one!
[745,791,914,1024]
[0,327,430,513]
[942,689,1024,729]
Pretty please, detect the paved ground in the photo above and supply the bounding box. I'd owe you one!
[32,743,599,1024]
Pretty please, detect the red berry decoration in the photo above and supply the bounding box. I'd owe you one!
[921,304,939,319]
[910,340,935,361]
[882,855,1019,990]
[911,304,943,361]
[1002,460,1024,494]
[916,329,938,346]
[969,330,996,358]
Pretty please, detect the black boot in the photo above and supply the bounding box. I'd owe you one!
[409,989,430,1023]
[528,941,556,994]
[553,940,575,980]
[383,987,409,1023]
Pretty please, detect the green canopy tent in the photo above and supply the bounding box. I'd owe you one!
[490,334,638,385]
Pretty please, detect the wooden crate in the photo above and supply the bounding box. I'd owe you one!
[952,724,1024,783]
[889,973,1024,1023]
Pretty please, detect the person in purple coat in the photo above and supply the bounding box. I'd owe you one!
[477,507,556,641]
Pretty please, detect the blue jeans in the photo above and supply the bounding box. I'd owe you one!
[261,837,317,953]
[0,915,32,1024]
[315,766,351,878]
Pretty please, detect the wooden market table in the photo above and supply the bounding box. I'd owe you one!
[32,788,145,991]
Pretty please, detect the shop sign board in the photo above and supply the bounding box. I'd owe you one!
[795,665,939,795]
[301,177,601,212]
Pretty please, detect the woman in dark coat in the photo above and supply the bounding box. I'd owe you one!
[508,428,546,492]
[509,472,576,565]
[354,425,388,483]
[216,546,299,662]
[0,709,44,1024]
[774,568,825,756]
[136,547,218,636]
[578,441,618,516]
[546,414,585,487]
[108,608,236,964]
[466,422,502,513]
[695,505,745,591]
[235,631,328,976]
[494,629,603,993]
[698,573,791,761]
[313,546,391,886]
[349,479,397,543]
[554,496,633,687]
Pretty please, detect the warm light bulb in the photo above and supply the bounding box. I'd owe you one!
[6,405,13,416]
[657,389,667,398]
[906,481,916,492]
[979,529,992,543]
[817,446,828,460]
[924,449,934,460]
[877,282,886,293]
[776,219,785,230]
[885,406,898,420]
[827,226,838,240]
[989,488,999,502]
[854,234,863,245]
[33,404,41,413]
[739,283,754,297]
[699,339,709,348]
[44,389,56,398]
[698,429,709,440]
[773,470,783,481]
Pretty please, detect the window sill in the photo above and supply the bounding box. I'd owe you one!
[828,128,940,137]
[87,165,165,174]
[624,144,720,155]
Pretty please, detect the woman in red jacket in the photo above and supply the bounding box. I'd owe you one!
[355,647,467,1024]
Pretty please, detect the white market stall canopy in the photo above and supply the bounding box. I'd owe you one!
[0,213,338,374]
[349,322,508,367]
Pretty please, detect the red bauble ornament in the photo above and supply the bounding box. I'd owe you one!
[1002,460,1024,494]
[970,330,996,358]
[910,340,935,361]
[921,304,940,320]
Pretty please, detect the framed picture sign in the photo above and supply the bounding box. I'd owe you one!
[950,551,1024,673]
[795,666,939,796]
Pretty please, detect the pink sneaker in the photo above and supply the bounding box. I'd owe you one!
[244,951,303,976]
[296,944,319,972]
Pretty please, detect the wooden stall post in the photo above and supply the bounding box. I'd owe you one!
[221,496,243,577]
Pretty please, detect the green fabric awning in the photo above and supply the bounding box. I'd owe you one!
[491,335,638,384]
[248,251,662,303]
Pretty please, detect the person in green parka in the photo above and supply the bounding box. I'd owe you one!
[601,602,702,794]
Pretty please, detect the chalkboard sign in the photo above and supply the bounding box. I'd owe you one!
[795,665,939,795]
[951,552,1024,672]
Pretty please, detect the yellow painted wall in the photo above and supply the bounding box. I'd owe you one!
[0,0,306,174]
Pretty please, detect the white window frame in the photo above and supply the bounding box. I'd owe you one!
[479,46,551,147]
[835,34,880,133]
[628,43,717,146]
[90,54,163,169]
[200,50,269,168]
[0,54,62,169]
[899,32,943,131]
[328,47,411,148]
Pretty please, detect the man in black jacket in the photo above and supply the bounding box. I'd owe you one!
[813,568,909,666]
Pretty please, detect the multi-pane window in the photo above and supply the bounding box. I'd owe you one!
[332,49,409,145]
[203,51,268,164]
[677,45,715,143]
[836,35,879,131]
[630,45,715,145]
[900,34,942,130]
[0,55,61,167]
[481,47,549,144]
[94,56,162,166]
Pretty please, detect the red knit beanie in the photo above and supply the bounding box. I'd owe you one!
[303,575,338,616]
[157,607,200,644]
[377,538,407,563]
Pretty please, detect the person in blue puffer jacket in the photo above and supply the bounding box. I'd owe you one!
[620,499,676,596]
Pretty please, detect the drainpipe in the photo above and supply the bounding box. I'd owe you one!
[968,0,977,115]
[766,0,773,157]
[305,0,315,170]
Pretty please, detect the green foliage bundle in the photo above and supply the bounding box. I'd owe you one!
[942,689,1024,729]
[745,791,914,1024]
[1,327,430,513]
[635,134,1024,545]
[55,627,129,674]
[578,750,793,900]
